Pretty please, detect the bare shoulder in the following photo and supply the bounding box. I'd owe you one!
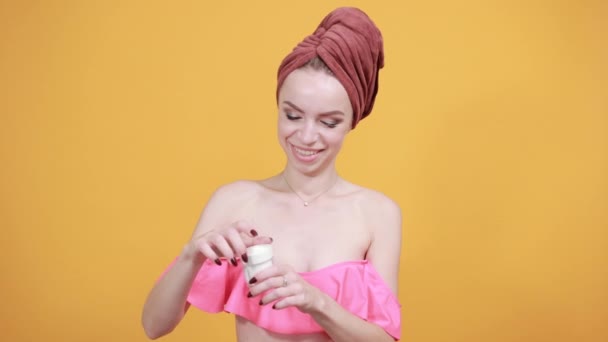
[210,179,264,204]
[343,181,402,224]
[363,188,401,217]
[193,180,265,234]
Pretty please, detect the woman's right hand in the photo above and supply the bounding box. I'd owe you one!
[187,220,272,266]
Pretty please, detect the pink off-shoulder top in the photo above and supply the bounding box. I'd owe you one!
[164,259,401,340]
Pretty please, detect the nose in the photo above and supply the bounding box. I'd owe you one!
[298,120,318,145]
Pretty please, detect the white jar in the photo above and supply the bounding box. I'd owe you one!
[244,244,273,283]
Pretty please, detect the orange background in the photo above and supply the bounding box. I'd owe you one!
[1,1,606,341]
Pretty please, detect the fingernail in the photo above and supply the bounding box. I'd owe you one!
[214,259,222,266]
[272,304,277,309]
[249,277,257,284]
[241,254,248,263]
[258,300,263,305]
[230,258,237,266]
[250,229,258,237]
[247,292,252,298]
[270,237,274,243]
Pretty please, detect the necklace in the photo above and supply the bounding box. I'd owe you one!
[281,173,339,207]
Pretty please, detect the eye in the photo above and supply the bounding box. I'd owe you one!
[321,120,340,128]
[285,111,301,120]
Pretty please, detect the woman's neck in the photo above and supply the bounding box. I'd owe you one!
[281,167,339,199]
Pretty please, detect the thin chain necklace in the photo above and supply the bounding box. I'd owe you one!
[281,172,339,207]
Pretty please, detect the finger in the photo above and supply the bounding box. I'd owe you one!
[247,264,283,285]
[249,235,274,246]
[225,228,247,262]
[210,234,235,261]
[239,234,273,249]
[197,242,222,265]
[258,278,292,304]
[254,274,285,293]
[270,293,305,310]
[248,269,284,296]
[232,220,260,238]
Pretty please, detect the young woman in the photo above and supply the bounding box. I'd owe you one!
[142,7,402,341]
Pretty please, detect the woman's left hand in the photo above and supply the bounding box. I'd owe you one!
[247,264,325,314]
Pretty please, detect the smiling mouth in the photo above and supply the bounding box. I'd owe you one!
[291,144,322,156]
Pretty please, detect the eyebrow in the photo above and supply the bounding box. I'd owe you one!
[283,100,345,117]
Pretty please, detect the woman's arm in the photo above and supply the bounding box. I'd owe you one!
[307,293,397,342]
[141,182,268,339]
[140,185,231,339]
[141,243,204,339]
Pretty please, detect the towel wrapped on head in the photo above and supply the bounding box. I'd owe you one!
[276,7,384,129]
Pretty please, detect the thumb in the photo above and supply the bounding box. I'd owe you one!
[251,235,273,246]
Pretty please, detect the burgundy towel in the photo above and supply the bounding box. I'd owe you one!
[276,7,384,129]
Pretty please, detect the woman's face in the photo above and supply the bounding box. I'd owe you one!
[277,67,353,176]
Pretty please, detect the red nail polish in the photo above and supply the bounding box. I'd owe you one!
[272,304,277,309]
[258,300,263,305]
[250,229,258,237]
[214,259,222,266]
[247,292,252,298]
[249,277,257,284]
[241,254,248,263]
[230,258,237,266]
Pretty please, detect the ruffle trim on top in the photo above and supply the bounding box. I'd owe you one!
[168,259,401,340]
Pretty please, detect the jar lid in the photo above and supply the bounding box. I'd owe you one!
[246,244,273,264]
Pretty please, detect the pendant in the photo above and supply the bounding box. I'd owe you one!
[304,201,309,206]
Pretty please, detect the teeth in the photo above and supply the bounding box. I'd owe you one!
[294,146,318,156]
